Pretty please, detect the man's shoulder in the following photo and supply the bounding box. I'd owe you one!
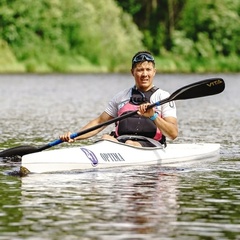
[153,88,170,98]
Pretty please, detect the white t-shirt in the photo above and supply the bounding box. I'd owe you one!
[105,87,177,118]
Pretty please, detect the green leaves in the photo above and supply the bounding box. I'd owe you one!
[0,0,240,73]
[0,0,143,72]
[177,0,240,57]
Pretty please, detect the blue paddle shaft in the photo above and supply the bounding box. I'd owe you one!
[48,133,78,147]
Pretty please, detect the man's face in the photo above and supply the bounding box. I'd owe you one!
[131,61,156,91]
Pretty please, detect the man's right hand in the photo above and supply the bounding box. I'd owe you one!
[59,132,76,143]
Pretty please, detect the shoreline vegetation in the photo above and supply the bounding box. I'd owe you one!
[1,53,239,74]
[0,0,239,74]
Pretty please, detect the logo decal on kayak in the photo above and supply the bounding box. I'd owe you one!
[100,153,125,162]
[80,148,98,167]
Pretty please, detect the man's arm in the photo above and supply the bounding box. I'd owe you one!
[138,103,178,140]
[152,116,178,140]
[60,111,113,142]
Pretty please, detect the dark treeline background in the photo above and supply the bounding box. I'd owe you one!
[0,0,239,73]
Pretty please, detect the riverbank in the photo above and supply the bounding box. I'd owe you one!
[1,55,239,74]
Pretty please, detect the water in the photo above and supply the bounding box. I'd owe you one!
[0,73,240,239]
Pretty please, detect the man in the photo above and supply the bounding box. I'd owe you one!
[60,51,178,147]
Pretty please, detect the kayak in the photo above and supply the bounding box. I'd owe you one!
[0,77,225,171]
[21,139,220,174]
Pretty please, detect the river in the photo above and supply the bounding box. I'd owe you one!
[0,73,239,239]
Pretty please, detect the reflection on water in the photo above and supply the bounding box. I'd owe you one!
[0,173,22,236]
[19,167,180,239]
[1,164,240,239]
[177,164,240,239]
[0,73,240,239]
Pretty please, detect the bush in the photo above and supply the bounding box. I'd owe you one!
[0,39,25,72]
[0,0,144,72]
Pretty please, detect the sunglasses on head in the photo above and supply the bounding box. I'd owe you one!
[132,53,155,65]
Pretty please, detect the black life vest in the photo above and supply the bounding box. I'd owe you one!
[115,86,165,143]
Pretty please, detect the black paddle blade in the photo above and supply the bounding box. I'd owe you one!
[0,145,39,158]
[170,78,225,101]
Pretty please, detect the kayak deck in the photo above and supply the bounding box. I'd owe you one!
[21,140,220,174]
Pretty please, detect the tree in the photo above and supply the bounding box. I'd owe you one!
[177,0,240,57]
[0,0,143,72]
[115,0,185,54]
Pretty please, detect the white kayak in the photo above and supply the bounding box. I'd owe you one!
[21,139,220,174]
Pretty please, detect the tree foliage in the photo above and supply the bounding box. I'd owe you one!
[0,0,143,72]
[116,0,240,59]
[0,0,240,73]
[176,0,240,57]
[116,0,186,55]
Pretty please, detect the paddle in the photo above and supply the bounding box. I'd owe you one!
[0,77,225,158]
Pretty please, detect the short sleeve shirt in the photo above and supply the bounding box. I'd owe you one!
[105,87,177,118]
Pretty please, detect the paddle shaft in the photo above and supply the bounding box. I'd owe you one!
[39,91,175,151]
[38,77,225,151]
[0,77,225,157]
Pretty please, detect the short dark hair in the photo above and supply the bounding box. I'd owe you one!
[131,51,155,69]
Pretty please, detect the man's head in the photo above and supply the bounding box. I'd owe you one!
[131,51,155,69]
[131,51,156,92]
